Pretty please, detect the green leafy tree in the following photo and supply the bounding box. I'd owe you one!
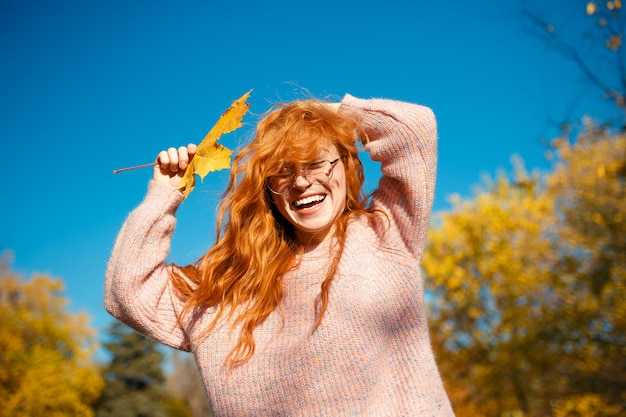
[0,252,103,417]
[96,320,192,417]
[423,127,625,416]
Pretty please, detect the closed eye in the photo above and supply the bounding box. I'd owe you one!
[306,160,327,170]
[276,166,293,176]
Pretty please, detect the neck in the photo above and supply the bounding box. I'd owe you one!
[296,226,333,248]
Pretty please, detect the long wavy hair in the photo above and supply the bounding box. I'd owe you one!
[172,99,378,368]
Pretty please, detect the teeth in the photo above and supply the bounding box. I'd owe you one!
[294,195,325,207]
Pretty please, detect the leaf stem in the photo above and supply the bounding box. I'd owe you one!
[112,162,156,174]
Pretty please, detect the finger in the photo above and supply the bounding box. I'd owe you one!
[156,150,169,168]
[178,146,190,170]
[167,147,179,172]
[187,143,197,158]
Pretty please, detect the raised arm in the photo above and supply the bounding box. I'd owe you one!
[339,94,437,260]
[104,145,196,350]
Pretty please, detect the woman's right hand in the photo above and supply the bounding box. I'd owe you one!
[153,144,197,189]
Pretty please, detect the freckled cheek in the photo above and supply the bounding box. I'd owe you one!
[331,171,348,198]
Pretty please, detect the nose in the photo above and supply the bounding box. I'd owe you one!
[292,172,311,189]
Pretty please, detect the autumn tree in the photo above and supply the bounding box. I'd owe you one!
[424,159,559,416]
[0,252,104,417]
[546,122,625,409]
[423,126,625,416]
[96,320,193,417]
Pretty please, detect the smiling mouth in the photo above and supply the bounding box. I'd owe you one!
[293,194,326,209]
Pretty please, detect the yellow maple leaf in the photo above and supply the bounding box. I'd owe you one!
[179,90,251,198]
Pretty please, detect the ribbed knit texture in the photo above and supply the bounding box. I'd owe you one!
[105,94,455,416]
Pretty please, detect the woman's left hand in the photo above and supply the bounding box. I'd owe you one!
[153,143,197,189]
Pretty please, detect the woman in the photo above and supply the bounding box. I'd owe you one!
[105,93,455,416]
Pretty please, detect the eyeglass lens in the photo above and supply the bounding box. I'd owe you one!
[268,159,337,194]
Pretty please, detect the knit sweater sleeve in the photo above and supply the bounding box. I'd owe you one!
[339,94,437,261]
[104,180,190,350]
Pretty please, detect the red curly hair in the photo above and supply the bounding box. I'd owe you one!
[172,99,378,368]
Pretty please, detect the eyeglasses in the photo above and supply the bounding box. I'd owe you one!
[267,158,341,194]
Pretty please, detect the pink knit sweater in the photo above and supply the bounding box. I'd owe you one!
[105,94,454,416]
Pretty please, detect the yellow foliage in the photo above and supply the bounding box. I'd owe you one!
[424,126,625,415]
[606,33,623,50]
[583,0,624,52]
[0,255,104,416]
[552,393,623,417]
[587,1,598,15]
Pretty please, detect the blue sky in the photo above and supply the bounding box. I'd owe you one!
[0,0,617,341]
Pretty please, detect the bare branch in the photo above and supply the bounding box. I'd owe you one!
[522,8,624,108]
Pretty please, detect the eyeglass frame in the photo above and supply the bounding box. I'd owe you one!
[266,158,341,195]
